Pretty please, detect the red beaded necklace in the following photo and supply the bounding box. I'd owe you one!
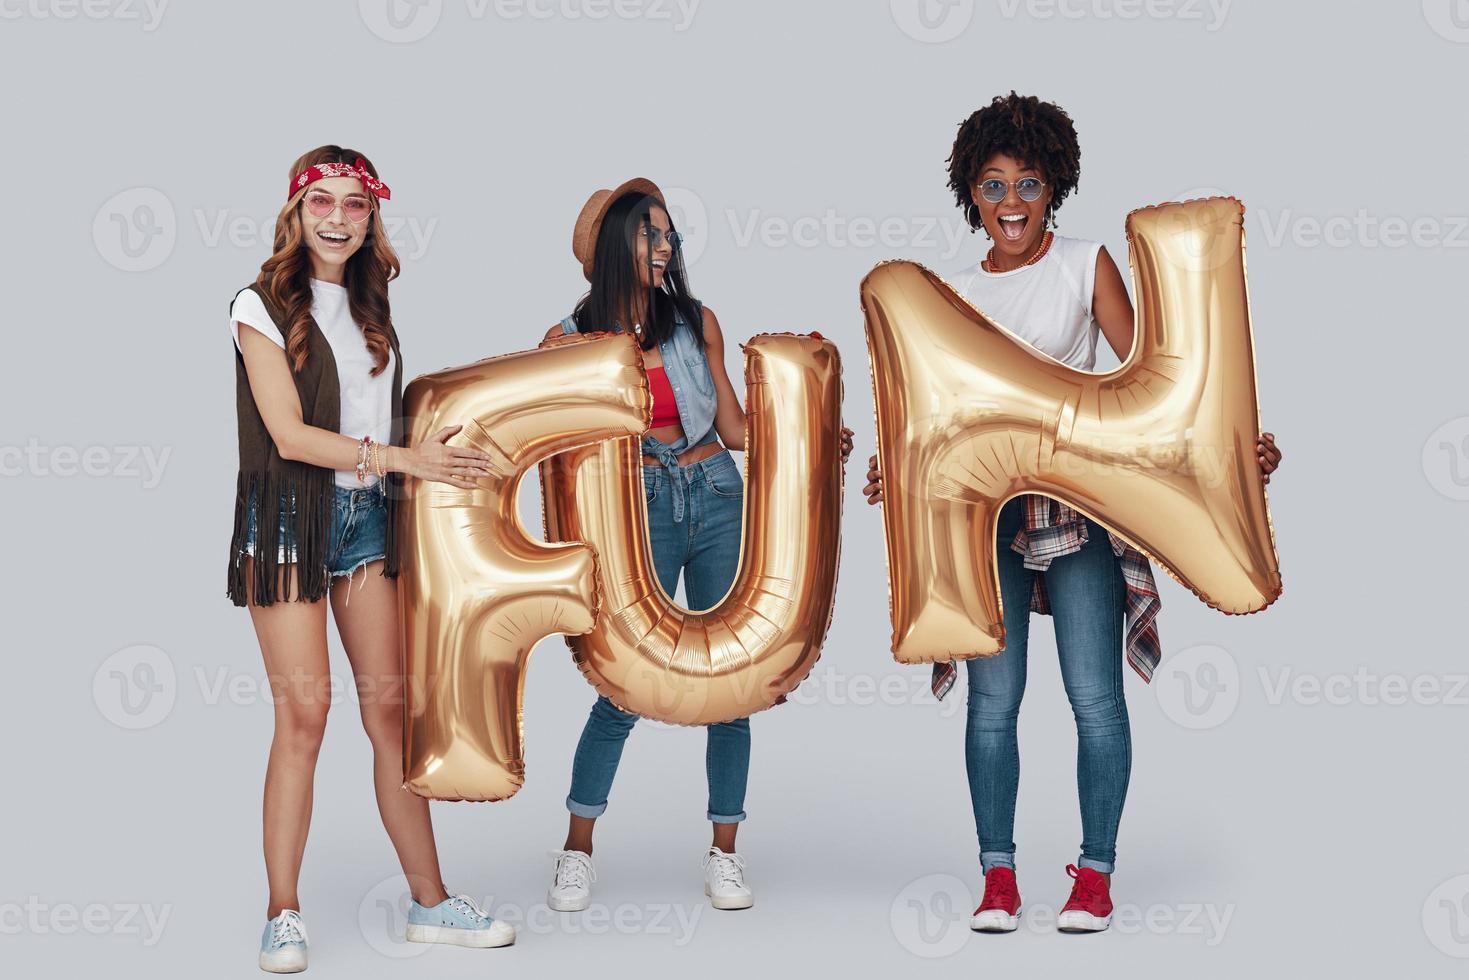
[983,230,1054,274]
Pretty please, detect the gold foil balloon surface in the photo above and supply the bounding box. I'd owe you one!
[541,332,844,725]
[862,197,1281,665]
[399,334,648,801]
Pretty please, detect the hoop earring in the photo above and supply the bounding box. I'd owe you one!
[968,203,990,239]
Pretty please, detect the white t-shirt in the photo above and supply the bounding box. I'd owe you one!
[230,279,395,488]
[953,235,1105,370]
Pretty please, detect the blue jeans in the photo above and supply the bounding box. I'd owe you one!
[966,497,1131,874]
[566,448,751,824]
[241,484,388,579]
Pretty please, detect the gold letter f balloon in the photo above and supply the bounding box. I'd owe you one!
[399,336,648,801]
[863,197,1282,664]
[542,333,844,727]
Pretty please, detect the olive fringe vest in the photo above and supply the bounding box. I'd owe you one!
[226,282,405,606]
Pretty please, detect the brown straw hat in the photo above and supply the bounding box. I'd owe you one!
[571,177,667,281]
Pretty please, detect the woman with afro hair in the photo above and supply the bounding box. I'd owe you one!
[863,92,1282,934]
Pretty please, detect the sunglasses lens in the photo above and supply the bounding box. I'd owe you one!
[667,231,682,250]
[1018,178,1043,202]
[303,192,371,223]
[304,193,334,218]
[980,180,1006,204]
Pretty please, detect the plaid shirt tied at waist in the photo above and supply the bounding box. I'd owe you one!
[930,494,1162,701]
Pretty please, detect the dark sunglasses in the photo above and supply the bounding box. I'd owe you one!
[639,226,683,251]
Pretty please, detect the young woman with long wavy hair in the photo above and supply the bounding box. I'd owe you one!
[228,145,513,971]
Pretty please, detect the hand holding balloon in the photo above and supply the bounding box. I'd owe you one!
[862,453,883,505]
[1258,432,1281,484]
[390,424,495,490]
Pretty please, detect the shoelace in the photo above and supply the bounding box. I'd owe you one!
[1064,864,1104,908]
[553,851,596,890]
[703,849,747,889]
[977,869,1019,912]
[271,909,307,947]
[446,894,491,921]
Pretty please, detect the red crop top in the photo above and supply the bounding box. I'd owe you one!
[647,366,679,428]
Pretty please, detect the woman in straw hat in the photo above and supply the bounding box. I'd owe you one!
[540,178,851,913]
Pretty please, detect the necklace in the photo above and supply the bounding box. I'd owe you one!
[983,230,1054,274]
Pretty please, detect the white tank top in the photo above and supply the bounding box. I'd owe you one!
[953,234,1104,370]
[229,280,395,489]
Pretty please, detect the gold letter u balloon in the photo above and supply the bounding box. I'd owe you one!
[542,332,844,727]
[863,197,1282,664]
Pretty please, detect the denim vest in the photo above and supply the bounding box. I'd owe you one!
[560,302,719,522]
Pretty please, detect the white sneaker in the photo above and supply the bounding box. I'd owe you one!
[259,909,308,973]
[549,850,596,912]
[702,847,754,910]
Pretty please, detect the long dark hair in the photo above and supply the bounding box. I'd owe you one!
[257,145,399,375]
[572,192,703,351]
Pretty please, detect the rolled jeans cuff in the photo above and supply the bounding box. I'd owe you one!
[1078,855,1115,874]
[566,795,608,819]
[980,850,1016,873]
[707,809,747,824]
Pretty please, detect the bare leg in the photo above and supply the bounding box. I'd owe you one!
[712,823,739,853]
[246,559,330,920]
[331,562,449,908]
[564,815,596,855]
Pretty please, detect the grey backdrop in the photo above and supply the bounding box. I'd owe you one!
[3,0,1467,976]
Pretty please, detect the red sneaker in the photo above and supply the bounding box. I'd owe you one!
[970,866,1021,933]
[1057,865,1113,933]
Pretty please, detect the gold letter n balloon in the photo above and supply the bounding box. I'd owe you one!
[863,197,1282,664]
[398,335,648,802]
[542,333,844,726]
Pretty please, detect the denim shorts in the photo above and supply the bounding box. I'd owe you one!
[242,483,388,579]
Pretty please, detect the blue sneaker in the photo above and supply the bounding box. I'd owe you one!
[259,909,308,973]
[406,894,515,948]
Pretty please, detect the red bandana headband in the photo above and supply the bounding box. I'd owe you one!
[287,158,392,202]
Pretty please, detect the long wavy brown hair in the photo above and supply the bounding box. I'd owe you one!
[256,145,400,375]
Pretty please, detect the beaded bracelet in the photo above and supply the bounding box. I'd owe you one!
[356,435,372,484]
